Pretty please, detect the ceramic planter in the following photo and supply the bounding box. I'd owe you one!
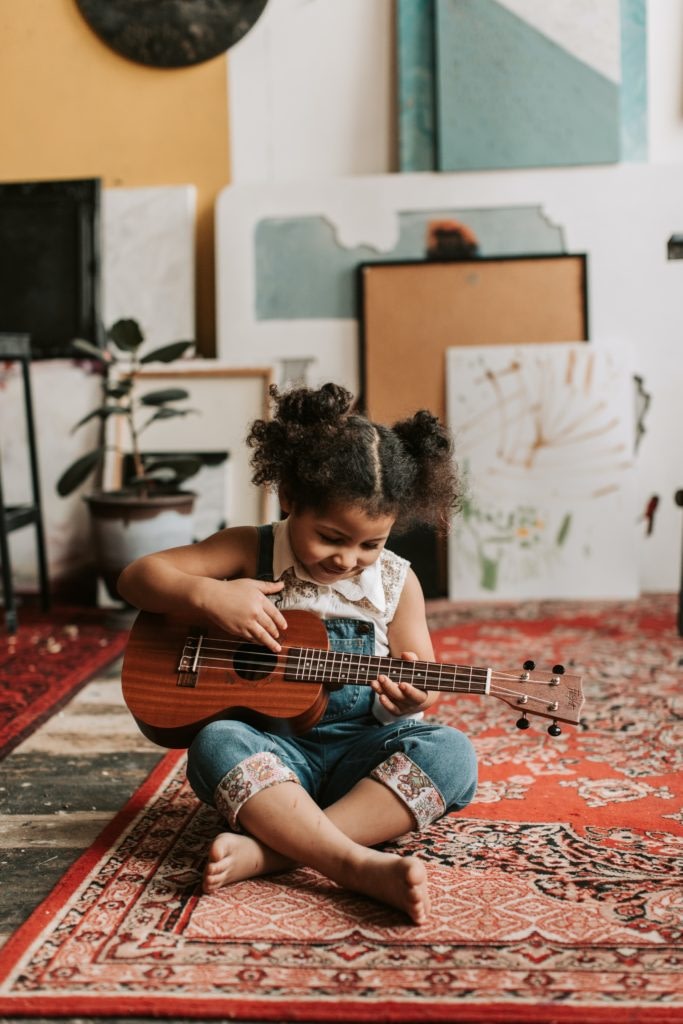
[85,491,195,601]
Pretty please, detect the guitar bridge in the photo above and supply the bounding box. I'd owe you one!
[176,629,203,688]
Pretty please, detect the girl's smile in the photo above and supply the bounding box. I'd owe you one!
[283,502,396,585]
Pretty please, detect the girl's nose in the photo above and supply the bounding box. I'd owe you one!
[334,550,356,569]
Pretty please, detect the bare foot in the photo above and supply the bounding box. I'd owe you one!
[202,832,293,893]
[344,849,431,925]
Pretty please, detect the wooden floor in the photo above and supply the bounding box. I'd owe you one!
[0,652,166,943]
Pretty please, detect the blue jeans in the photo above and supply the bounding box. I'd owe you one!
[186,617,477,830]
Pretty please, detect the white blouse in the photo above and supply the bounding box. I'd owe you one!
[270,519,422,724]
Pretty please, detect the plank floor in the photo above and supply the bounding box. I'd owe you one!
[0,633,180,1024]
[0,656,166,943]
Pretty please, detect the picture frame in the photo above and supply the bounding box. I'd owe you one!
[106,362,274,527]
[357,254,588,426]
[0,178,102,358]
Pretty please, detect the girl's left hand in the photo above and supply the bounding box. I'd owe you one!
[371,651,431,716]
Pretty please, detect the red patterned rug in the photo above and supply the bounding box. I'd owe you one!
[0,594,681,1021]
[0,607,129,759]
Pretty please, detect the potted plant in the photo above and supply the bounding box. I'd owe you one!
[57,318,202,599]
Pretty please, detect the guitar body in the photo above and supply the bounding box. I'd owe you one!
[122,609,331,747]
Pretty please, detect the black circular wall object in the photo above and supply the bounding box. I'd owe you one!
[75,0,270,68]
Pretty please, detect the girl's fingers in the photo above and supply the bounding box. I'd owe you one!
[260,594,288,632]
[376,675,407,706]
[252,623,281,652]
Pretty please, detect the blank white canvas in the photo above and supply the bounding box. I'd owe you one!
[102,186,196,350]
[447,342,639,601]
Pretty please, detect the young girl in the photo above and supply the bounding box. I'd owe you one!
[118,383,477,925]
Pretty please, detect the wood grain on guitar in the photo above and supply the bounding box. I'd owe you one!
[121,609,586,748]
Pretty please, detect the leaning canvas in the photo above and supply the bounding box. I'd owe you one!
[446,342,639,600]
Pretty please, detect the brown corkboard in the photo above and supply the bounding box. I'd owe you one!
[358,255,588,424]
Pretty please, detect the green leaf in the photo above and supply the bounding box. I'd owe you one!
[105,382,132,399]
[56,448,104,497]
[133,467,177,484]
[146,407,195,423]
[556,513,572,547]
[108,319,144,352]
[140,388,189,406]
[70,404,127,432]
[70,337,108,361]
[140,341,195,364]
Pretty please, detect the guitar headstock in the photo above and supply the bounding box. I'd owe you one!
[490,661,585,735]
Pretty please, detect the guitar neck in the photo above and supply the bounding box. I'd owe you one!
[285,646,491,694]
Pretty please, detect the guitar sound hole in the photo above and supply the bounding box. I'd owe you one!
[233,644,277,682]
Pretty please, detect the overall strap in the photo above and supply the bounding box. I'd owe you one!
[255,523,275,581]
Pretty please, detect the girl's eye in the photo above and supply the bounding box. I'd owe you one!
[318,534,342,544]
[363,543,379,550]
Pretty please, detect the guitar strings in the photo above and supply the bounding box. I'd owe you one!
[180,656,560,711]
[179,636,567,686]
[176,641,568,709]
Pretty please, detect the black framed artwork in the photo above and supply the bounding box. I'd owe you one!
[0,178,102,359]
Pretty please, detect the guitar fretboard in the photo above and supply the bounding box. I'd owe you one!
[284,646,490,694]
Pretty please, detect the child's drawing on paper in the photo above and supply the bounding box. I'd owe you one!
[447,343,638,600]
[459,492,572,592]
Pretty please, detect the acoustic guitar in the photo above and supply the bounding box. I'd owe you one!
[121,609,586,748]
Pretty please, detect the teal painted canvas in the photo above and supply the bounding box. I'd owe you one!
[396,0,437,171]
[254,208,565,320]
[436,0,622,170]
[620,0,648,161]
[395,0,647,171]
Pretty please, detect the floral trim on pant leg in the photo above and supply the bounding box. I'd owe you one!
[371,751,445,830]
[214,752,299,831]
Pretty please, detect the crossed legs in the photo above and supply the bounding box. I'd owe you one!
[203,776,431,925]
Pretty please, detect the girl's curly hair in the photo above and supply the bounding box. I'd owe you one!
[247,383,461,533]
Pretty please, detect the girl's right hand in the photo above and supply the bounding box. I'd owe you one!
[199,577,287,652]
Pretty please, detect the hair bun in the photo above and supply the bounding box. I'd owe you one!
[393,410,451,458]
[270,382,354,427]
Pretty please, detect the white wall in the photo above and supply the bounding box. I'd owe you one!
[228,0,394,181]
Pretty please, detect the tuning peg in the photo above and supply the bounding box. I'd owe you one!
[523,660,535,671]
[516,714,530,730]
[548,720,562,737]
[552,664,565,675]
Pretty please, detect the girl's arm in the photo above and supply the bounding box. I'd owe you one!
[117,526,287,652]
[372,567,438,715]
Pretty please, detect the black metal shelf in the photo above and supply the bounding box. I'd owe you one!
[0,334,50,633]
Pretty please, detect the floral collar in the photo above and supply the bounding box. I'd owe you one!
[272,519,387,614]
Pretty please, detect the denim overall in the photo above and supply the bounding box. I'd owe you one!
[186,525,477,829]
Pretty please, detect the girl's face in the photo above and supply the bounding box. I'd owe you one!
[284,500,396,585]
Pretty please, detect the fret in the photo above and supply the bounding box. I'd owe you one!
[410,661,427,689]
[284,645,491,695]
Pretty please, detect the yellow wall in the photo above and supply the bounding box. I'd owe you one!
[0,0,231,354]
